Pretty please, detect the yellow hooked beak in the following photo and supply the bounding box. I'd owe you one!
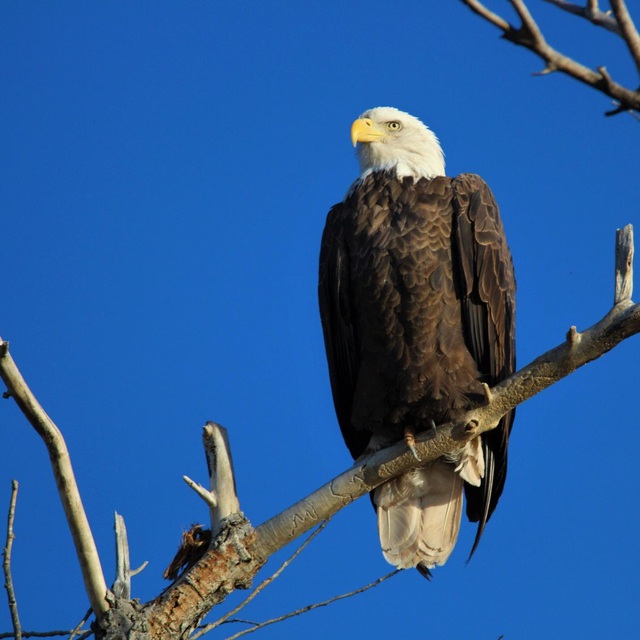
[351,117,386,147]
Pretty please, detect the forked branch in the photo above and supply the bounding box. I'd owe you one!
[461,0,640,115]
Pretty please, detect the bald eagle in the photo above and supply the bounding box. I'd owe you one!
[318,107,515,577]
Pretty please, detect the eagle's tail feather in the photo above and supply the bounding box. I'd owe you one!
[374,461,464,570]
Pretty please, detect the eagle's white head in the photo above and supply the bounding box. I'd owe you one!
[351,106,445,181]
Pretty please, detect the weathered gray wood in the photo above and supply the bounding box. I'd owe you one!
[615,224,634,304]
[113,513,131,600]
[203,422,240,537]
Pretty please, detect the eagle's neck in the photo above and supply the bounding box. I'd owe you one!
[347,157,445,197]
[355,140,445,183]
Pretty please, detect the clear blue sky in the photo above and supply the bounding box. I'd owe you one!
[2,2,639,638]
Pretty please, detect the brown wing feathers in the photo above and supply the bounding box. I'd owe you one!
[451,174,516,557]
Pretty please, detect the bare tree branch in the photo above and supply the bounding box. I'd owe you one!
[543,0,620,34]
[461,0,640,114]
[3,481,21,640]
[0,342,110,618]
[610,0,640,74]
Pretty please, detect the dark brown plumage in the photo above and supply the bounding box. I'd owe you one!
[319,167,515,571]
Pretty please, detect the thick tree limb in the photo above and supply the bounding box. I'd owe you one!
[0,341,110,617]
[461,0,640,115]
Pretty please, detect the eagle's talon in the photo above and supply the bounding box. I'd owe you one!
[465,419,479,433]
[404,427,421,461]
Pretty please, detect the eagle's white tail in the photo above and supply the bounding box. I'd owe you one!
[374,442,484,570]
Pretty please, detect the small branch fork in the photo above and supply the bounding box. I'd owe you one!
[460,0,640,116]
[183,423,240,536]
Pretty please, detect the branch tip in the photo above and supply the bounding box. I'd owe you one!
[533,63,557,76]
[130,560,149,577]
[202,422,240,537]
[183,475,218,510]
[615,224,634,304]
[566,325,581,344]
[113,512,131,600]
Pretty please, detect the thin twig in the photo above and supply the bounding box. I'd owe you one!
[221,570,400,640]
[183,476,217,510]
[68,608,93,640]
[461,0,511,31]
[130,561,148,578]
[2,481,21,640]
[192,519,332,639]
[543,0,620,34]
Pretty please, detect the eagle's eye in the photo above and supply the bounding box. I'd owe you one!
[387,121,401,131]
